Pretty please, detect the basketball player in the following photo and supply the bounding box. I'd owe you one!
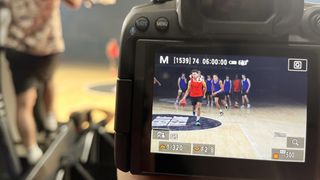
[198,71,205,81]
[180,70,206,126]
[241,74,251,108]
[224,75,232,106]
[233,74,241,108]
[212,74,227,115]
[206,75,213,106]
[5,0,83,164]
[175,73,187,104]
[154,77,161,86]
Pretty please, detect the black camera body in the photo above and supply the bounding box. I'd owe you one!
[115,0,320,179]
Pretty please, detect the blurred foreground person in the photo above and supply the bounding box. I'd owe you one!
[5,0,82,165]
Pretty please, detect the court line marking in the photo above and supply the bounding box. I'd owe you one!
[152,114,223,129]
[84,83,116,95]
[239,123,263,159]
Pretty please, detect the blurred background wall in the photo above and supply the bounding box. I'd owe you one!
[60,0,148,64]
[53,1,148,129]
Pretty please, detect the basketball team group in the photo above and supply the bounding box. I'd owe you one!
[175,70,251,126]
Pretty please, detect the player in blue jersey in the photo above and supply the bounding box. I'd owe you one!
[206,75,213,106]
[175,73,187,104]
[224,75,232,107]
[212,74,227,115]
[241,74,251,108]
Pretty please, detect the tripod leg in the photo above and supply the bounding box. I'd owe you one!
[75,163,94,180]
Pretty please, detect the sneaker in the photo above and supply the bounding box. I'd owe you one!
[43,112,58,132]
[195,121,201,126]
[225,105,228,109]
[247,104,251,109]
[219,110,224,116]
[192,111,196,116]
[27,145,43,165]
[241,105,245,109]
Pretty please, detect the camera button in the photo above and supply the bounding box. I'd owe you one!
[155,17,169,32]
[135,17,149,32]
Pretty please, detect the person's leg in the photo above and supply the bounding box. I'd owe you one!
[190,97,195,116]
[206,94,208,105]
[37,55,59,131]
[215,96,224,115]
[6,50,44,164]
[241,94,245,108]
[43,80,54,113]
[233,92,238,107]
[195,102,201,126]
[224,94,228,106]
[221,94,228,109]
[43,80,58,131]
[176,91,181,104]
[214,97,220,110]
[228,94,232,106]
[223,100,228,108]
[206,93,210,106]
[16,87,43,164]
[245,94,251,108]
[196,103,201,117]
[16,88,37,148]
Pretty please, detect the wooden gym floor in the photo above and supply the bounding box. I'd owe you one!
[151,101,307,161]
[53,62,117,132]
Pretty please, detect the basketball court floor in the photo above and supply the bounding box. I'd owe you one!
[151,99,307,161]
[54,62,117,132]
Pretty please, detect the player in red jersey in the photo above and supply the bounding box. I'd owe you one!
[233,74,241,108]
[180,70,206,126]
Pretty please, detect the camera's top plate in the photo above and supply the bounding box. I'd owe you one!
[177,0,304,36]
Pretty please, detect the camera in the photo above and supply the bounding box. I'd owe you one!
[115,0,320,179]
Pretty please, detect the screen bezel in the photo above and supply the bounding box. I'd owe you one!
[130,39,319,179]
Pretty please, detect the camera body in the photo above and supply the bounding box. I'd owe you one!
[115,0,320,179]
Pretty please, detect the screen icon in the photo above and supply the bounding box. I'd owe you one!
[293,61,302,70]
[153,130,169,140]
[292,139,299,146]
[272,149,304,161]
[288,58,308,72]
[192,144,215,156]
[273,153,279,159]
[287,137,305,148]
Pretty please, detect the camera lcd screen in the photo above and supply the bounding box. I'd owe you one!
[151,53,308,163]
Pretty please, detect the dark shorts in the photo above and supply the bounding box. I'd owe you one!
[224,92,231,96]
[190,96,203,106]
[213,92,225,99]
[241,90,249,96]
[6,49,59,95]
[206,91,212,96]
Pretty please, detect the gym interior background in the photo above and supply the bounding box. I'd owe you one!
[57,0,148,131]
